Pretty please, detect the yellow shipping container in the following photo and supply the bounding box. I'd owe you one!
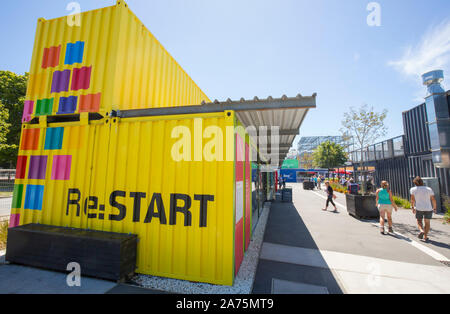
[23,0,210,123]
[11,111,254,286]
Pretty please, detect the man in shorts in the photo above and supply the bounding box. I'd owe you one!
[410,176,437,242]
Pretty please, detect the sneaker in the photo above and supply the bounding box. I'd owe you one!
[380,228,385,235]
[388,227,393,233]
[418,232,424,239]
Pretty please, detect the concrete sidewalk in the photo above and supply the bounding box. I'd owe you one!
[0,250,166,294]
[252,183,450,294]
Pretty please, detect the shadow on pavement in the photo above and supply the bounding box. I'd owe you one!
[252,201,343,294]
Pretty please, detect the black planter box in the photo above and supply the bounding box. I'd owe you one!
[346,194,380,219]
[6,224,137,282]
[303,181,315,190]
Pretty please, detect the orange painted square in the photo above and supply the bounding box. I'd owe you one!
[20,129,40,151]
[79,93,101,113]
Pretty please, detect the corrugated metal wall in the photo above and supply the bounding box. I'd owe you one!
[402,103,430,156]
[409,155,450,198]
[11,111,251,286]
[24,0,210,121]
[366,100,450,208]
[373,157,411,200]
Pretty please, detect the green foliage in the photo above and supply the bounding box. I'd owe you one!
[0,221,7,250]
[392,196,411,209]
[312,141,348,169]
[0,71,28,167]
[443,195,450,224]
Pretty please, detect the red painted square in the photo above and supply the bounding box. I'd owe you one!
[16,156,27,179]
[71,66,92,91]
[79,93,101,112]
[42,45,61,69]
[20,129,40,151]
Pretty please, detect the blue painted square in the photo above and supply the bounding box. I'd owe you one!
[65,41,85,65]
[58,96,77,114]
[45,127,64,150]
[24,185,45,210]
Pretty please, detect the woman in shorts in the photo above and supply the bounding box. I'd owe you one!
[376,181,398,235]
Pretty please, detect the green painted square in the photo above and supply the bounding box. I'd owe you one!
[36,98,54,116]
[12,184,24,209]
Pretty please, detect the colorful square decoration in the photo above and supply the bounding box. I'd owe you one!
[51,70,71,93]
[9,214,21,228]
[20,129,40,151]
[42,45,61,69]
[36,98,54,116]
[12,184,24,209]
[51,155,72,181]
[79,93,101,112]
[28,155,48,180]
[45,127,64,150]
[58,96,78,114]
[24,185,45,210]
[71,66,92,91]
[16,156,27,179]
[65,41,85,65]
[22,100,34,123]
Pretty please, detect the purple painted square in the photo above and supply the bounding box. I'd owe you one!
[51,70,71,93]
[28,155,48,180]
[51,155,72,180]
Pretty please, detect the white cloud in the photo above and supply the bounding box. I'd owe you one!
[389,19,450,84]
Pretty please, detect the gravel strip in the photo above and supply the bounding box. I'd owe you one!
[133,202,271,294]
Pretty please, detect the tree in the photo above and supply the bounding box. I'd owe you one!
[340,104,387,193]
[299,152,315,169]
[0,71,28,167]
[312,141,348,169]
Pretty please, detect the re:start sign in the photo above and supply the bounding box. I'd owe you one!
[65,189,215,227]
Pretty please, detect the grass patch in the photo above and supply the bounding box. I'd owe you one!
[392,196,411,209]
[0,221,8,251]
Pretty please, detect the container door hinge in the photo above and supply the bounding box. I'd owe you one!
[38,116,47,128]
[80,112,90,125]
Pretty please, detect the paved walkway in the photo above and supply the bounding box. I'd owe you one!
[0,250,166,294]
[252,183,450,294]
[0,198,11,221]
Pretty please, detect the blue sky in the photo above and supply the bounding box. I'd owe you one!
[1,0,450,149]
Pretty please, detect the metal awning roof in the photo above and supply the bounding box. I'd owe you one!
[117,94,316,166]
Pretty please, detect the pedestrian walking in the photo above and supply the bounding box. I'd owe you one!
[322,181,338,212]
[317,176,322,190]
[282,178,286,189]
[313,176,318,189]
[376,181,398,235]
[410,176,437,242]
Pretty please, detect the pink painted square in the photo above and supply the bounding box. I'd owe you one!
[22,101,34,123]
[51,155,72,180]
[9,213,20,228]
